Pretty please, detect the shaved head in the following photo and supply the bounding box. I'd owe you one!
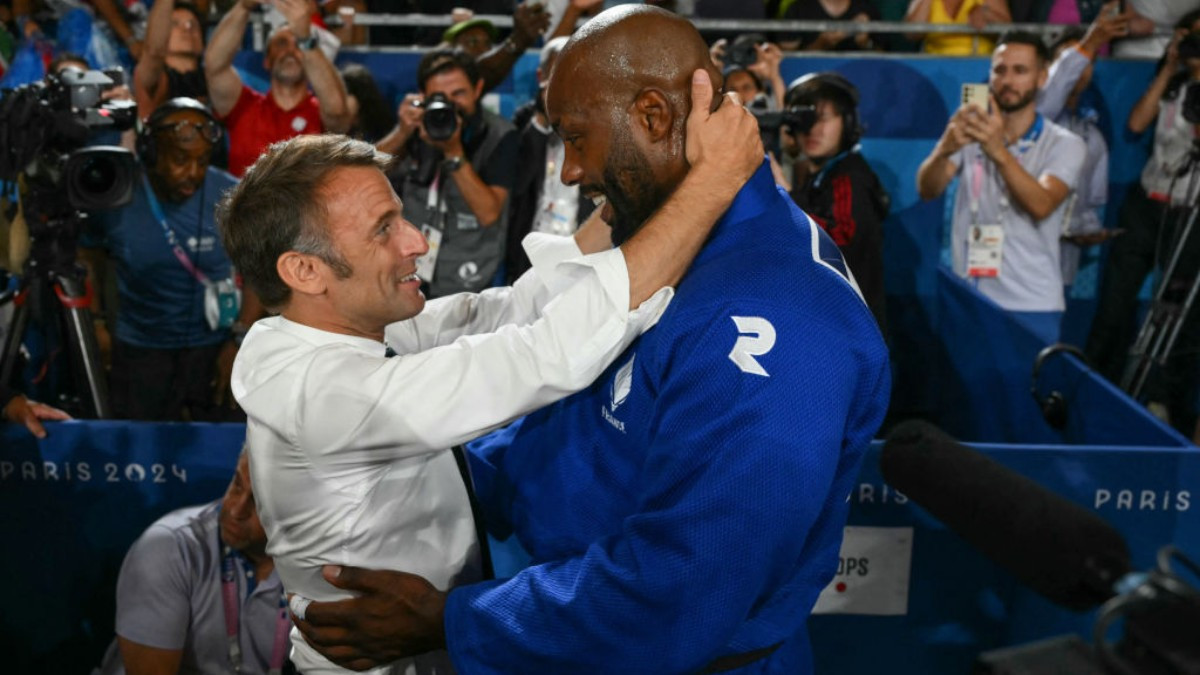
[546,6,721,244]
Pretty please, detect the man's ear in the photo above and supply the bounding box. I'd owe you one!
[276,251,327,297]
[474,77,485,102]
[631,88,675,143]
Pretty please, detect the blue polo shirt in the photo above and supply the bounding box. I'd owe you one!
[88,167,238,349]
[454,161,892,673]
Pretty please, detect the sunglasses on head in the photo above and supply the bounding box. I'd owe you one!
[153,118,222,145]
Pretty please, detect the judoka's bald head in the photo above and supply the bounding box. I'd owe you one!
[545,6,722,244]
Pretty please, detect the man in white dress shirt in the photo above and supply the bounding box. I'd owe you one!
[219,75,761,674]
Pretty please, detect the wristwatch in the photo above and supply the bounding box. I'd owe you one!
[441,156,464,174]
[295,33,319,51]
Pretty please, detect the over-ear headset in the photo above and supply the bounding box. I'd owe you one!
[1030,343,1087,430]
[785,72,863,149]
[136,97,222,168]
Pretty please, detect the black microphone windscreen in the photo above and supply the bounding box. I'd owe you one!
[880,420,1132,611]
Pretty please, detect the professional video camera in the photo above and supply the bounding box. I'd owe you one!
[0,66,138,206]
[0,65,139,419]
[415,92,459,142]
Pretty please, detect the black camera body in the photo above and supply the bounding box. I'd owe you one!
[1178,33,1200,61]
[417,92,459,142]
[727,33,766,70]
[748,94,817,158]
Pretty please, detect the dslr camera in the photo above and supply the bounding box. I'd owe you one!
[748,94,817,157]
[727,33,766,69]
[415,93,459,142]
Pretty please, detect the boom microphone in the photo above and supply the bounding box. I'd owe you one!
[880,420,1132,611]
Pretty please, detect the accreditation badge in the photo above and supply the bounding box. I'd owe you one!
[966,224,1004,278]
[416,224,443,283]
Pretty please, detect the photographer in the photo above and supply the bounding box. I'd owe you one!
[710,34,786,110]
[785,73,888,333]
[377,48,517,298]
[1086,10,1200,439]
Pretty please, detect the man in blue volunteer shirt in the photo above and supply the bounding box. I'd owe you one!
[83,97,254,421]
[290,6,891,673]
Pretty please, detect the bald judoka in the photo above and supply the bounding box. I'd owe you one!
[291,7,890,673]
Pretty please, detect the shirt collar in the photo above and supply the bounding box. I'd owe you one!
[692,157,776,266]
[271,315,391,358]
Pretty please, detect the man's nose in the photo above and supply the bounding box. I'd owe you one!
[402,221,430,258]
[560,157,583,187]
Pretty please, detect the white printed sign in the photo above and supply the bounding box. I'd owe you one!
[812,526,913,616]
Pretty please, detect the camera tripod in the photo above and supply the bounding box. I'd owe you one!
[1120,142,1200,404]
[1,190,110,419]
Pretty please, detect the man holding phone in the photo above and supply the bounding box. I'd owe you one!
[917,31,1087,344]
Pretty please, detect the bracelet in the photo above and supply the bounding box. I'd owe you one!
[502,39,521,56]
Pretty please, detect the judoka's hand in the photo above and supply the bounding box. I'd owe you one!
[292,565,447,671]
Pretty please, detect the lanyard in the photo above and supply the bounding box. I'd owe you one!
[811,145,857,189]
[142,172,212,287]
[219,539,290,674]
[969,113,1044,222]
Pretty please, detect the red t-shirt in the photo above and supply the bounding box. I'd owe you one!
[222,85,324,177]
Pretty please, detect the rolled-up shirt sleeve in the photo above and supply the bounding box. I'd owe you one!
[236,247,670,469]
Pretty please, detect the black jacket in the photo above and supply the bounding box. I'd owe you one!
[505,102,594,283]
[791,150,889,334]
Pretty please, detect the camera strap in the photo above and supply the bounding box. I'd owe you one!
[141,172,213,288]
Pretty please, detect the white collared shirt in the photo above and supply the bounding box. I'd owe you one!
[231,235,671,675]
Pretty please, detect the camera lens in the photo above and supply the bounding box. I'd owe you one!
[78,156,118,195]
[65,147,136,210]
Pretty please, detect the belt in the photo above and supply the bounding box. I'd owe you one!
[701,641,783,673]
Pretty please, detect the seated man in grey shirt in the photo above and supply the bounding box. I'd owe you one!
[98,450,291,675]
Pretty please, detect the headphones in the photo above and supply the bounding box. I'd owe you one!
[785,72,863,149]
[136,97,222,168]
[1030,343,1088,430]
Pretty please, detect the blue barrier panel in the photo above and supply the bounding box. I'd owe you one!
[3,423,1197,673]
[932,267,1191,447]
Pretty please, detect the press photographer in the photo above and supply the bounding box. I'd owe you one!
[781,73,888,333]
[0,63,137,418]
[377,48,517,298]
[1087,9,1200,439]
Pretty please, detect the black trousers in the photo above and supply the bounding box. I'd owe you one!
[109,340,231,422]
[1086,184,1200,436]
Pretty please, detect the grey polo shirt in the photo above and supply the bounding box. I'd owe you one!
[948,115,1086,312]
[98,502,290,675]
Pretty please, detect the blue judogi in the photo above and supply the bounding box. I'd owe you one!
[451,161,891,673]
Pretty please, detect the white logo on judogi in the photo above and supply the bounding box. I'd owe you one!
[610,355,635,410]
[729,316,776,377]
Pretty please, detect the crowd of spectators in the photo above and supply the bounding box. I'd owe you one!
[0,0,1198,442]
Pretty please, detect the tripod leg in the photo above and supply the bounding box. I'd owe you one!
[0,290,31,388]
[54,275,110,419]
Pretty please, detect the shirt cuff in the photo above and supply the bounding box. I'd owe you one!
[555,248,674,333]
[523,232,584,296]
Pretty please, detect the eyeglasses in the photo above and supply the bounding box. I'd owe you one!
[171,17,198,32]
[152,119,222,145]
